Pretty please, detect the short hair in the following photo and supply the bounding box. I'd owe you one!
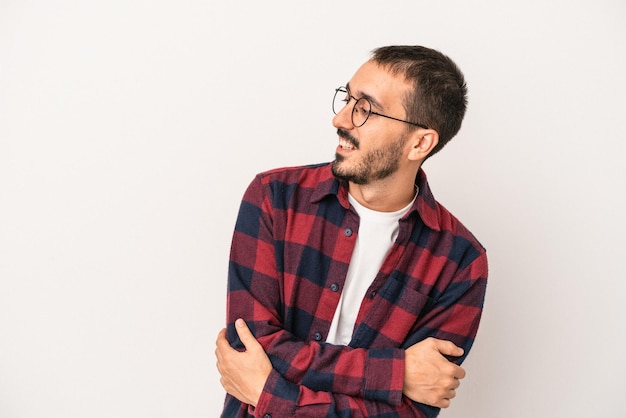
[371,45,468,158]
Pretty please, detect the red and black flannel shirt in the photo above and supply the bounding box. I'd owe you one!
[222,162,488,417]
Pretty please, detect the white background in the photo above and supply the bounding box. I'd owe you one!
[1,1,625,417]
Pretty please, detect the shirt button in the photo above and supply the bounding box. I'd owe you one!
[313,332,322,341]
[330,283,339,292]
[344,228,353,237]
[263,414,272,418]
[370,290,377,297]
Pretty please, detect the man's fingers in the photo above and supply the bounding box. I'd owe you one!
[215,328,230,351]
[428,338,466,379]
[215,328,232,372]
[214,320,258,349]
[431,338,464,357]
[234,318,261,351]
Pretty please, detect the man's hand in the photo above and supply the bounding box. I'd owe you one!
[403,337,466,408]
[215,318,273,407]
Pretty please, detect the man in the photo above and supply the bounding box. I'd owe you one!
[215,45,488,417]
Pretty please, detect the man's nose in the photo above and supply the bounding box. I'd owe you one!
[332,102,354,130]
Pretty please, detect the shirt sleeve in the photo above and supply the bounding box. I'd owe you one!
[247,369,441,418]
[226,174,406,405]
[222,375,439,418]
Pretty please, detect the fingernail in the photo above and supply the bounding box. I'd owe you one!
[236,318,245,327]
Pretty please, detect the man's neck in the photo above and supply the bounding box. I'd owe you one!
[348,169,419,213]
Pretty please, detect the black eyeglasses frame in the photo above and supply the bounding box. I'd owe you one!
[333,86,429,129]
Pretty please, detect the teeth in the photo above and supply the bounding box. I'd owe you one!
[339,138,355,150]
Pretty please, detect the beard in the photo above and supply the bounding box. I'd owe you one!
[331,129,407,185]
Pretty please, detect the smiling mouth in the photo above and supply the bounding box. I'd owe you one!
[337,129,358,150]
[339,138,356,150]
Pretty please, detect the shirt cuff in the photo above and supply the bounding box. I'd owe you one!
[255,369,299,417]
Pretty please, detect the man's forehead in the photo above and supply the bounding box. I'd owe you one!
[345,63,410,110]
[345,81,385,110]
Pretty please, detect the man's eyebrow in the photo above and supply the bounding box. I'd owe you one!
[346,82,385,111]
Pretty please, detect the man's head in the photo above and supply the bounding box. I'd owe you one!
[370,45,468,158]
[331,45,467,187]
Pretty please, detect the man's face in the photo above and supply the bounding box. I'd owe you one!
[331,60,415,185]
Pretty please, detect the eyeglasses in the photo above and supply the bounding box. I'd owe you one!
[332,86,428,129]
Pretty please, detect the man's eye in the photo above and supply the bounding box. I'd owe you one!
[354,103,368,114]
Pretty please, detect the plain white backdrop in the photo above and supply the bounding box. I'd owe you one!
[1,1,625,417]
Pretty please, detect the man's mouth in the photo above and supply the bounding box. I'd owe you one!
[339,138,356,150]
[337,129,358,150]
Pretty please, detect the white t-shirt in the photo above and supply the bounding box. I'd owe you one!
[326,191,416,345]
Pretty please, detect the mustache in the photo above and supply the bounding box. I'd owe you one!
[337,129,359,148]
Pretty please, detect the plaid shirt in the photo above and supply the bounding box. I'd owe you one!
[222,163,488,417]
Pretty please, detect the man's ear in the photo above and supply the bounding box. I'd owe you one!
[408,129,439,161]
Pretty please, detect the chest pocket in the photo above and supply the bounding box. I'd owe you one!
[349,276,435,349]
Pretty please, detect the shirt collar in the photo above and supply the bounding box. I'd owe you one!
[311,164,442,232]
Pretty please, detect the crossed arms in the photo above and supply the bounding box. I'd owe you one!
[216,319,466,412]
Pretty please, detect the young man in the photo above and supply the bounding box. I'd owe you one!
[215,45,488,417]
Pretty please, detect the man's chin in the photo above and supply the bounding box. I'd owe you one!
[331,159,347,180]
[331,161,367,185]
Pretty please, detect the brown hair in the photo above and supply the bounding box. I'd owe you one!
[371,45,468,158]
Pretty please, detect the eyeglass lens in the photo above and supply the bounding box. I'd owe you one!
[333,87,371,127]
